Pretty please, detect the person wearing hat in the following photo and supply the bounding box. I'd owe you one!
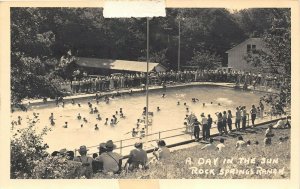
[73,145,93,179]
[125,142,148,171]
[153,140,170,161]
[95,140,123,174]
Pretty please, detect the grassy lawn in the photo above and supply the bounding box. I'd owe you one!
[93,125,290,179]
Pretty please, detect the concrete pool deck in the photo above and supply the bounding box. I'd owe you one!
[21,82,279,107]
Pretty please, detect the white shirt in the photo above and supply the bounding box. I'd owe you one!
[201,117,208,125]
[216,143,226,152]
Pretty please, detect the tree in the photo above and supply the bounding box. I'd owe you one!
[10,122,50,178]
[187,50,222,70]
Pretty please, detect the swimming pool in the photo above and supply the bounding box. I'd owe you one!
[11,85,266,154]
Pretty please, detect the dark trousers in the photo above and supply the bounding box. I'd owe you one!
[222,120,227,133]
[227,118,232,131]
[207,124,211,138]
[202,124,209,140]
[235,119,241,130]
[217,122,222,134]
[251,114,256,126]
[194,126,200,140]
[242,116,247,130]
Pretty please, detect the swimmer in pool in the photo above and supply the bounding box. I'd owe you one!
[71,99,75,105]
[162,93,166,98]
[218,103,221,106]
[203,103,205,107]
[112,115,118,124]
[89,108,94,114]
[63,122,68,128]
[157,107,161,111]
[177,101,180,105]
[132,128,138,137]
[95,124,99,130]
[78,103,81,107]
[77,113,82,120]
[96,100,99,105]
[83,117,88,123]
[49,113,54,120]
[81,124,83,128]
[186,107,189,112]
[110,119,114,126]
[140,128,146,138]
[115,111,118,115]
[104,118,108,125]
[184,102,187,106]
[94,107,99,114]
[120,111,125,118]
[96,114,102,121]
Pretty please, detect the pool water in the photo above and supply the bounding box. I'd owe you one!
[11,86,265,154]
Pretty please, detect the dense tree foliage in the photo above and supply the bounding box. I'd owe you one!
[241,8,291,76]
[11,8,291,102]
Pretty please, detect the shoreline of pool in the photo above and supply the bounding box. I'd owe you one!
[20,82,279,108]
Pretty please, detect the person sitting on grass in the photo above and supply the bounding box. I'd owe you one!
[73,145,93,179]
[216,138,225,152]
[273,118,289,129]
[201,138,216,150]
[265,124,274,137]
[153,140,171,161]
[235,136,246,150]
[125,142,148,172]
[95,140,123,175]
[264,137,272,146]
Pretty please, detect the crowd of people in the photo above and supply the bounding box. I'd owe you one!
[51,139,171,178]
[49,116,290,179]
[52,69,288,94]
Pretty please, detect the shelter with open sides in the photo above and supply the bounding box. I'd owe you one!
[75,57,167,75]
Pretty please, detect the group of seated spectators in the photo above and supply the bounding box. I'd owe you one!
[52,69,288,94]
[51,139,170,179]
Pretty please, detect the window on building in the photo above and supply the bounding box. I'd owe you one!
[247,44,251,52]
[252,45,256,50]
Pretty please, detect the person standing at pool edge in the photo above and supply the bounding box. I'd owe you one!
[241,106,247,130]
[200,113,208,141]
[250,105,257,127]
[193,118,201,141]
[207,114,212,139]
[235,107,241,131]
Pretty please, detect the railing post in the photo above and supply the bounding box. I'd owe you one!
[120,140,122,155]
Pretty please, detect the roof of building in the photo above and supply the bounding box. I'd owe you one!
[225,38,263,53]
[76,57,166,72]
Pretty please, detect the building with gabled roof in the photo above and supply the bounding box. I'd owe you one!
[225,38,267,72]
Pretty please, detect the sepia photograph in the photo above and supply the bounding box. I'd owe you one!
[3,1,296,183]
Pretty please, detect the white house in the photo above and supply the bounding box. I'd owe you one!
[226,38,267,72]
